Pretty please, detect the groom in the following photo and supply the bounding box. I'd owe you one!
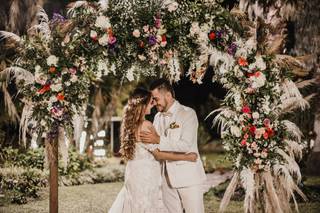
[140,78,207,213]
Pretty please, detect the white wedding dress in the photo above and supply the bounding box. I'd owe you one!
[109,142,168,213]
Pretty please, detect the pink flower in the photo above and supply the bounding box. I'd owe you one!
[155,18,161,29]
[143,25,149,33]
[108,36,117,45]
[241,139,247,146]
[263,118,271,127]
[51,107,64,118]
[255,71,261,77]
[69,67,77,75]
[244,133,249,140]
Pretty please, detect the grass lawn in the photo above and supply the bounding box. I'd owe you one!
[202,152,233,170]
[1,181,319,213]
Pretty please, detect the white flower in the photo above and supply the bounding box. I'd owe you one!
[167,1,179,12]
[46,55,59,66]
[230,126,241,137]
[51,83,63,92]
[254,158,262,165]
[35,73,47,85]
[70,75,78,83]
[132,29,141,38]
[97,60,110,76]
[160,41,167,47]
[252,112,260,120]
[95,15,111,29]
[138,55,146,61]
[251,142,258,150]
[190,22,200,36]
[250,72,266,89]
[35,65,41,73]
[261,151,268,158]
[98,34,109,46]
[126,68,135,82]
[40,119,46,126]
[49,95,57,104]
[255,56,266,70]
[90,30,98,39]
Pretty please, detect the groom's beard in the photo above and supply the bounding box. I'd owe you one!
[156,99,168,112]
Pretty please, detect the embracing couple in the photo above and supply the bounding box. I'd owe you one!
[109,79,206,213]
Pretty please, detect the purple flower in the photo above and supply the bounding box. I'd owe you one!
[216,31,223,38]
[148,35,157,45]
[227,43,237,55]
[51,13,66,24]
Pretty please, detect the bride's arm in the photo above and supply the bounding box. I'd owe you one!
[151,149,197,162]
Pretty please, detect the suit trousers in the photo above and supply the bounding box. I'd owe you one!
[161,164,204,213]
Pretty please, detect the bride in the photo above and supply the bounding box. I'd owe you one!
[109,88,198,213]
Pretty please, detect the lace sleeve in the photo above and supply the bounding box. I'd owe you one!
[141,143,159,151]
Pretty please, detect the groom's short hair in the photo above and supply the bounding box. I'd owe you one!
[150,78,175,98]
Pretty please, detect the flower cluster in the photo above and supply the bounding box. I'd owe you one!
[14,13,95,139]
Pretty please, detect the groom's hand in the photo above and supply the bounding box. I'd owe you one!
[139,126,160,144]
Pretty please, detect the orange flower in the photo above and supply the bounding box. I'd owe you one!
[238,57,248,66]
[106,27,113,37]
[49,66,56,73]
[57,93,65,101]
[37,84,50,94]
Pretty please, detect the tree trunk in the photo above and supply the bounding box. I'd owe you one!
[306,112,320,175]
[46,127,64,213]
[49,139,58,213]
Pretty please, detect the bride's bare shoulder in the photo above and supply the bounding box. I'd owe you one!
[141,120,153,131]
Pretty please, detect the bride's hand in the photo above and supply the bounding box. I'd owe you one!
[187,152,198,162]
[139,127,160,144]
[151,149,161,161]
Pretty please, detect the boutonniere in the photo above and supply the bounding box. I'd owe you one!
[169,122,180,129]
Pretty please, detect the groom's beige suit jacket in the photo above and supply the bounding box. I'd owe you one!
[153,101,206,188]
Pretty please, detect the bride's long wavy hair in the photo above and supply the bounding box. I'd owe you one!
[120,88,152,160]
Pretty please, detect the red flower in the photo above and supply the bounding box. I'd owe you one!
[249,126,256,135]
[266,128,274,137]
[37,84,50,94]
[139,41,145,48]
[241,139,247,146]
[208,31,216,41]
[238,57,248,66]
[263,132,269,139]
[246,73,255,78]
[242,105,251,114]
[162,35,167,42]
[57,93,65,101]
[49,66,56,73]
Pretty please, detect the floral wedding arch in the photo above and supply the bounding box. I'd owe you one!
[1,0,308,212]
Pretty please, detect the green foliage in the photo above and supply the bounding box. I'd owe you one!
[0,147,44,170]
[58,148,93,177]
[0,167,48,204]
